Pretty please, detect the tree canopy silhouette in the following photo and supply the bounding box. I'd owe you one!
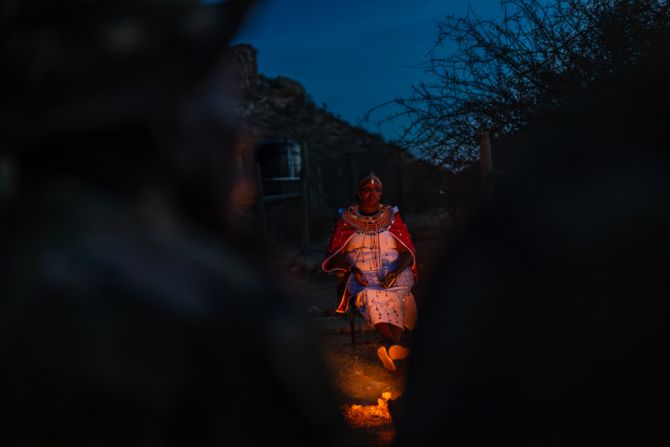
[368,0,670,169]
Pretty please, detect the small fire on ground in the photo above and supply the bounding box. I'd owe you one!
[341,391,394,428]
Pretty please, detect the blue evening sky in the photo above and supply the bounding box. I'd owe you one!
[232,0,503,141]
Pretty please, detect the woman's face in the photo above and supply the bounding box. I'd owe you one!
[357,180,382,209]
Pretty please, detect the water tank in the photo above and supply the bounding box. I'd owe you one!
[256,139,302,197]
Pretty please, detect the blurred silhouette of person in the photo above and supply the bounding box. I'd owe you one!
[0,1,357,446]
[393,35,669,446]
[322,172,417,372]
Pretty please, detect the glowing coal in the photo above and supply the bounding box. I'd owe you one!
[341,391,394,428]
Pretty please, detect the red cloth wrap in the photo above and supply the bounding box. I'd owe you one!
[322,209,418,279]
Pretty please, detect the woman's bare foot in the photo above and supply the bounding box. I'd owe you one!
[376,346,397,371]
[388,344,410,360]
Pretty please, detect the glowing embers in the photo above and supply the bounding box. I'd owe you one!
[341,391,394,428]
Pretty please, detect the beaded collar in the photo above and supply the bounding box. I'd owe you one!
[342,204,394,234]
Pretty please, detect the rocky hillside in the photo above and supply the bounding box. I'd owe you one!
[232,44,395,155]
[233,44,448,205]
[228,44,451,247]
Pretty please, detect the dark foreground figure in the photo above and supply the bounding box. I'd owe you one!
[0,1,354,446]
[394,38,669,445]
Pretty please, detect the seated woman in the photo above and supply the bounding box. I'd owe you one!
[322,172,418,371]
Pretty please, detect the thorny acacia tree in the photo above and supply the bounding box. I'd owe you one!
[369,0,670,169]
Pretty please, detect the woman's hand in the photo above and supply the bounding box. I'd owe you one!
[383,251,412,288]
[382,271,398,288]
[350,266,368,286]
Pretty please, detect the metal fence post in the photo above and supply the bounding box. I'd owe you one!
[255,162,266,237]
[301,143,310,252]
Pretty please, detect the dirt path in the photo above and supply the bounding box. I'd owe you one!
[273,214,452,445]
[286,271,403,445]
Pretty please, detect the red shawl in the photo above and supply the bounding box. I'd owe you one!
[321,205,418,313]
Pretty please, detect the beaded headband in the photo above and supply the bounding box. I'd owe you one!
[357,171,383,189]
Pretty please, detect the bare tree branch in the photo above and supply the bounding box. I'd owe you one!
[365,0,670,169]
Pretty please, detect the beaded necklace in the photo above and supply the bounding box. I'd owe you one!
[342,204,394,235]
